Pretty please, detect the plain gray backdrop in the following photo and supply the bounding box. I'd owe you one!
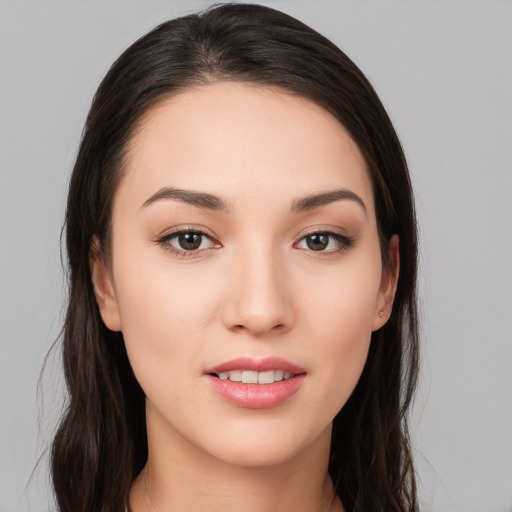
[1,1,511,511]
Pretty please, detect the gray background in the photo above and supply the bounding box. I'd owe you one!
[1,1,511,511]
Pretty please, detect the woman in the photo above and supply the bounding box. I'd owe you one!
[52,3,419,511]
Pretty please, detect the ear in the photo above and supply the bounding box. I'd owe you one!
[90,236,122,331]
[372,234,400,331]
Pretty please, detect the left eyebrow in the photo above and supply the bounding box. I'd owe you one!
[290,189,367,215]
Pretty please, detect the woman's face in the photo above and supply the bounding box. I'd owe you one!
[92,82,398,467]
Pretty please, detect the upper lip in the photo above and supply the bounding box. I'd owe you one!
[205,357,306,375]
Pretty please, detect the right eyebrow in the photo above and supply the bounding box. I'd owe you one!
[140,187,231,212]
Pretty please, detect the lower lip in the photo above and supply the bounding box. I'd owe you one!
[205,374,306,409]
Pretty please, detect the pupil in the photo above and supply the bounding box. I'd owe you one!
[307,234,328,251]
[179,232,202,250]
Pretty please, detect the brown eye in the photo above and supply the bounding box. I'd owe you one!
[178,232,203,250]
[295,231,355,253]
[157,229,218,257]
[306,234,329,251]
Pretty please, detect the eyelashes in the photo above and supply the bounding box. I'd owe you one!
[155,227,355,260]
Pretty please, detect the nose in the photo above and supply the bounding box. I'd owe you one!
[221,245,294,337]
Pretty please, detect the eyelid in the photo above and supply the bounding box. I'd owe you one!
[156,224,218,240]
[294,224,348,240]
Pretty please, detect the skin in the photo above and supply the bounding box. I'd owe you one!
[91,81,399,512]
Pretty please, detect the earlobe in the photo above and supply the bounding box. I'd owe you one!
[372,234,400,331]
[90,236,122,331]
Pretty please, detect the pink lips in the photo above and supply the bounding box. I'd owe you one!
[204,357,306,409]
[205,357,305,375]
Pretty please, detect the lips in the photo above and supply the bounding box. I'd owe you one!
[205,356,305,375]
[204,357,306,409]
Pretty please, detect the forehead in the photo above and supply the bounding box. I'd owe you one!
[118,81,374,215]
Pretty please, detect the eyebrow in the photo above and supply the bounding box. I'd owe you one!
[141,187,366,215]
[290,188,367,215]
[141,187,230,212]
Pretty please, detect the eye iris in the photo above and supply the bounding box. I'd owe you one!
[178,232,202,250]
[307,233,329,251]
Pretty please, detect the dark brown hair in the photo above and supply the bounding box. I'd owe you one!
[52,3,419,511]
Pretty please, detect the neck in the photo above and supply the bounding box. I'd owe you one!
[129,407,343,512]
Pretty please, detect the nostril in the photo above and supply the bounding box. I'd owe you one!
[230,322,287,336]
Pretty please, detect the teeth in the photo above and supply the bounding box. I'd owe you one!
[228,370,242,382]
[242,370,258,384]
[216,369,295,384]
[257,371,274,384]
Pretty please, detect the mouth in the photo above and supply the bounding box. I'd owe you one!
[204,357,306,409]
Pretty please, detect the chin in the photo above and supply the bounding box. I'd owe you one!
[197,418,331,469]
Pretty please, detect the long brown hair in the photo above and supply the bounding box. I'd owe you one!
[51,4,419,511]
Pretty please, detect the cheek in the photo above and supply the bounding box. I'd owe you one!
[111,250,220,392]
[297,253,381,411]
